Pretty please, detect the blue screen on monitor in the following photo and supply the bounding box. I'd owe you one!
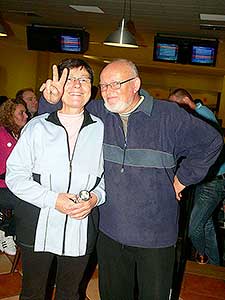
[61,35,81,52]
[191,46,215,65]
[156,43,178,62]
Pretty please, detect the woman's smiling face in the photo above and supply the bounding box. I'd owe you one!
[61,66,92,114]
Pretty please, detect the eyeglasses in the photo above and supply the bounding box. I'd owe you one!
[66,76,91,85]
[99,77,136,92]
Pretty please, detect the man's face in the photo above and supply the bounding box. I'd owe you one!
[61,67,91,114]
[99,62,139,114]
[22,90,38,114]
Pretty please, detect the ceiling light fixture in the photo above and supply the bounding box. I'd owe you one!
[0,23,7,37]
[104,0,138,48]
[69,5,104,14]
[200,14,225,22]
[0,14,8,37]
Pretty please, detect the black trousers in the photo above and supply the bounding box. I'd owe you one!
[97,231,175,300]
[20,245,90,300]
[0,187,17,236]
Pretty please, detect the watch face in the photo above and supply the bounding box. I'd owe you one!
[79,190,90,201]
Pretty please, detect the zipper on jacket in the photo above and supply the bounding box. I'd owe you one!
[119,114,129,173]
[62,127,81,255]
[121,140,127,173]
[46,110,96,255]
[67,160,73,191]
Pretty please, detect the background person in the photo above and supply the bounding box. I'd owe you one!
[168,88,225,265]
[6,59,105,300]
[0,98,28,255]
[16,87,38,119]
[39,59,223,300]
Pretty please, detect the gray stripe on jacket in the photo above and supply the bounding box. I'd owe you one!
[103,143,176,168]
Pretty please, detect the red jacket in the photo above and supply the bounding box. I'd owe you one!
[0,126,17,188]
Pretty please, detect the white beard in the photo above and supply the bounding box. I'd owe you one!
[104,99,132,114]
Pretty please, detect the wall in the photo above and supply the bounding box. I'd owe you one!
[0,43,38,98]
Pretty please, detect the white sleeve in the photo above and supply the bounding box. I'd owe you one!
[6,124,58,209]
[92,175,105,206]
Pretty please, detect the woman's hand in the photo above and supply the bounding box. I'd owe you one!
[55,192,77,214]
[39,65,68,104]
[67,193,98,220]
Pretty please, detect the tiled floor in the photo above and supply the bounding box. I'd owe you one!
[0,252,225,300]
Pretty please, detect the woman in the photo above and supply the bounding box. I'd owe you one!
[6,59,105,300]
[0,98,28,255]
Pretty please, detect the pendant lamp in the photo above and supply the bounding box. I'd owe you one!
[0,23,7,37]
[104,0,138,48]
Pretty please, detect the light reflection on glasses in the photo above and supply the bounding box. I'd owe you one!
[66,77,91,85]
[99,77,136,92]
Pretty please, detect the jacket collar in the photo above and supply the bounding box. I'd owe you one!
[46,109,96,129]
[135,89,154,117]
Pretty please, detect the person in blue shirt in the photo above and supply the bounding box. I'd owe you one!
[169,88,225,265]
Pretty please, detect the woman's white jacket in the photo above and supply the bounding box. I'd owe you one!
[6,110,105,257]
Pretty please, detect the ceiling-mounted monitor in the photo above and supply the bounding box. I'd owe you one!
[190,41,218,66]
[153,34,218,66]
[26,25,89,54]
[60,35,81,52]
[154,41,179,63]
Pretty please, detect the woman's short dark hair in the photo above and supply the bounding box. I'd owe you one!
[58,58,94,84]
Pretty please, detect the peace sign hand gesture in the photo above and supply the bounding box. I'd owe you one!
[39,65,68,104]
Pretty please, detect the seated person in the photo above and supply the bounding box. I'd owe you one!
[0,98,28,255]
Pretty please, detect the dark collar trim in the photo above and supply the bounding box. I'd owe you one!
[46,109,96,129]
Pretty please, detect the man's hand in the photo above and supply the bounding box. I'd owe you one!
[39,65,68,104]
[183,96,196,110]
[173,175,186,201]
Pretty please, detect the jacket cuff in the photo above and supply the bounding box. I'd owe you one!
[45,191,58,208]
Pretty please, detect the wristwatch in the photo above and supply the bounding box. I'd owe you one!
[79,190,91,201]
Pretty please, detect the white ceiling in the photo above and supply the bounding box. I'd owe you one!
[1,0,225,45]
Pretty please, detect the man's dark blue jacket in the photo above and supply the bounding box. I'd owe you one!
[39,89,223,248]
